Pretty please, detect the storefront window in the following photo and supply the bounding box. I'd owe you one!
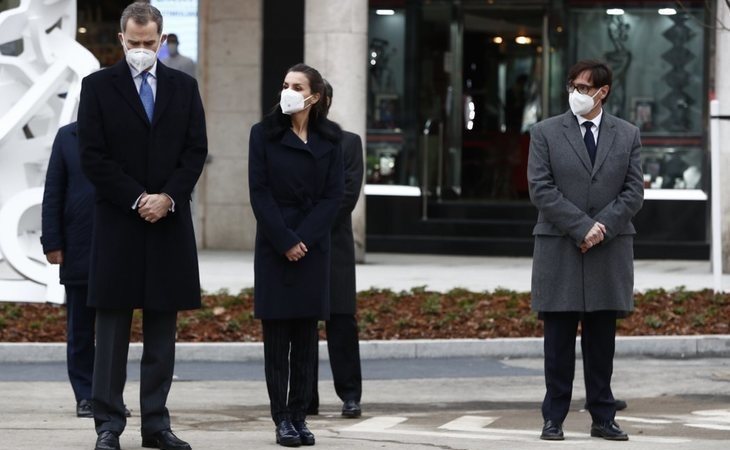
[571,6,706,191]
[367,7,407,185]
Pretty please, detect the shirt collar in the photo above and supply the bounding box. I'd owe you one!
[576,108,603,129]
[128,60,158,80]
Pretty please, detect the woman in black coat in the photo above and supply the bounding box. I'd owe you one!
[249,63,344,447]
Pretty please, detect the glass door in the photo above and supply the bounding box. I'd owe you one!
[419,0,549,201]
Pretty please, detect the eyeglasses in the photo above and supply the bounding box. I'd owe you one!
[566,83,594,95]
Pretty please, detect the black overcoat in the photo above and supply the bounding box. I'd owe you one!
[77,60,208,311]
[248,120,344,320]
[329,131,364,315]
[40,122,95,285]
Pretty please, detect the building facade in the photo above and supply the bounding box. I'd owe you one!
[5,0,728,263]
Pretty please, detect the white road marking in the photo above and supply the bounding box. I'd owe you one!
[617,415,673,424]
[340,415,692,444]
[438,415,498,431]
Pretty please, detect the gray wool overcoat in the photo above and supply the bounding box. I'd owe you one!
[527,110,644,313]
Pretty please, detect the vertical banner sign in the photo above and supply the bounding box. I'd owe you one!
[151,0,199,63]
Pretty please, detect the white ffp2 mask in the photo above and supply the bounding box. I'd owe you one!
[123,39,159,73]
[569,89,601,116]
[280,88,313,115]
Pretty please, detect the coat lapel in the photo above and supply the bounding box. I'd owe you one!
[591,113,617,176]
[110,60,150,126]
[151,62,175,128]
[561,110,592,174]
[280,129,312,153]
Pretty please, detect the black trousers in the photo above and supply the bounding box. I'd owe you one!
[92,308,177,436]
[262,319,318,424]
[542,311,617,424]
[65,285,96,403]
[310,314,362,409]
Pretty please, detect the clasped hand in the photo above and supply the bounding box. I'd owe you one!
[138,193,171,223]
[286,242,308,262]
[580,222,606,254]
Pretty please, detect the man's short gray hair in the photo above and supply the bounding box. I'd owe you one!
[120,2,163,34]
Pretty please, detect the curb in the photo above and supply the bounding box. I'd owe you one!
[1,335,729,363]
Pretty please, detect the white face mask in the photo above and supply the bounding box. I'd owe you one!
[569,88,602,116]
[280,88,313,115]
[123,38,160,72]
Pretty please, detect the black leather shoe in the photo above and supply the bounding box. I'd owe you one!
[591,420,629,441]
[540,419,564,440]
[77,399,93,418]
[142,429,192,449]
[275,420,301,447]
[341,399,361,418]
[95,431,120,450]
[293,421,315,446]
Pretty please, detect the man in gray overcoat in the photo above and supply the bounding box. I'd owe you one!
[527,60,643,442]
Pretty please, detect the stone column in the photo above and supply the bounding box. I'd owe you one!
[304,0,368,262]
[717,0,730,272]
[197,0,261,250]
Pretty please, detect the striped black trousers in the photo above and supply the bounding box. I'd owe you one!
[262,319,319,424]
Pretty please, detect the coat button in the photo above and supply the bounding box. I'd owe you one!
[589,208,596,214]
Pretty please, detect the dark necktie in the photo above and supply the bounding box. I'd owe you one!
[139,72,154,121]
[583,121,597,165]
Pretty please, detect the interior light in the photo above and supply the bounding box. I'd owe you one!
[78,27,87,34]
[606,8,625,15]
[371,51,377,58]
[376,9,395,16]
[658,8,677,15]
[515,36,532,45]
[370,59,376,65]
[556,26,563,33]
[492,36,504,44]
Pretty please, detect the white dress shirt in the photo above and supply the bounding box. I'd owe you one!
[129,60,158,100]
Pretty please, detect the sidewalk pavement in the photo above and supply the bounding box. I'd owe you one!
[197,250,730,294]
[2,251,729,363]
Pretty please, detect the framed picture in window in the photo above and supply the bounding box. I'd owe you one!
[632,97,654,132]
[374,93,399,129]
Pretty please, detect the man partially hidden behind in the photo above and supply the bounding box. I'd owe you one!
[78,2,207,450]
[161,33,196,78]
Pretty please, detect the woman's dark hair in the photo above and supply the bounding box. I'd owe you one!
[567,59,612,102]
[263,63,341,143]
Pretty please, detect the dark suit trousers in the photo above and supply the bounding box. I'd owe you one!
[262,319,318,424]
[66,286,95,403]
[93,308,177,435]
[542,311,617,424]
[310,314,362,409]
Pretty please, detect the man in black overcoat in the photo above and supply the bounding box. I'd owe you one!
[309,81,365,418]
[41,122,97,417]
[77,3,207,450]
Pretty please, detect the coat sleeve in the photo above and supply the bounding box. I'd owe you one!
[594,126,644,241]
[334,132,364,224]
[78,77,146,210]
[40,129,68,253]
[248,125,302,254]
[295,140,345,247]
[527,124,595,246]
[161,79,208,206]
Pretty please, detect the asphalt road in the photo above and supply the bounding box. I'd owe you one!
[1,357,729,449]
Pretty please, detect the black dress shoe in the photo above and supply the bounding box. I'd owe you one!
[293,421,315,446]
[540,419,564,440]
[615,399,628,411]
[77,399,93,418]
[591,420,629,441]
[341,399,361,418]
[141,429,192,449]
[95,431,120,450]
[276,420,301,447]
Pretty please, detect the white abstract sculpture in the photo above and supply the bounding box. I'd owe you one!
[0,0,99,303]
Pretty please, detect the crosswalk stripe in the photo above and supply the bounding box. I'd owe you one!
[342,416,407,432]
[617,415,673,424]
[439,415,498,431]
